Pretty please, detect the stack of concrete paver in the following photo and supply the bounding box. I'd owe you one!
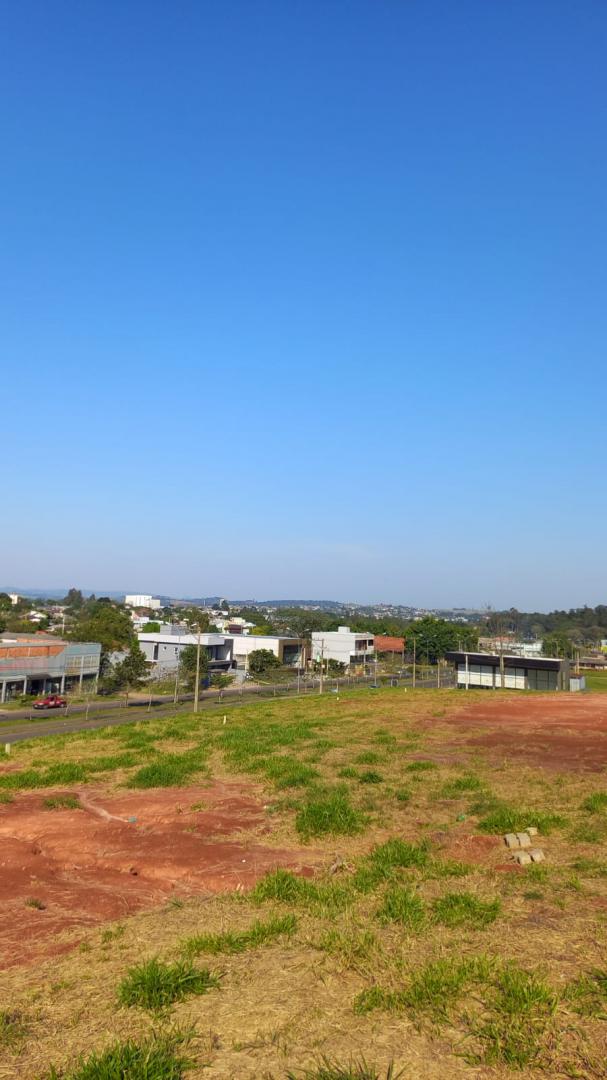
[503,826,545,865]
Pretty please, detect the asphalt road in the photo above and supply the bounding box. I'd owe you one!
[0,675,451,745]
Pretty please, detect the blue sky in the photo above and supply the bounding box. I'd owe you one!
[2,2,606,609]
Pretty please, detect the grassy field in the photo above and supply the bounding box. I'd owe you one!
[2,686,607,1079]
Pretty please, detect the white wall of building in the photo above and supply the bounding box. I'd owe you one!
[138,632,233,672]
[311,626,375,668]
[125,594,161,610]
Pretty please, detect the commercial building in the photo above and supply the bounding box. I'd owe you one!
[445,651,571,691]
[0,635,101,702]
[125,594,161,610]
[311,627,375,670]
[138,631,234,675]
[223,634,304,669]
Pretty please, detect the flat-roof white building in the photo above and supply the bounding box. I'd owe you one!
[138,631,233,674]
[223,634,304,668]
[125,594,161,610]
[311,626,375,670]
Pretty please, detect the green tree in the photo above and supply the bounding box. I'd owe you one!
[141,621,161,633]
[248,649,281,674]
[69,603,135,657]
[180,643,209,688]
[63,587,84,609]
[543,631,575,658]
[405,617,478,662]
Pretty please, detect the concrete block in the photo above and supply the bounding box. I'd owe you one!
[526,826,539,836]
[529,848,545,863]
[514,850,532,865]
[504,833,520,848]
[516,832,532,848]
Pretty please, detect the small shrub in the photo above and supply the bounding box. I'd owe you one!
[25,897,46,910]
[118,957,219,1010]
[432,891,500,928]
[376,886,426,931]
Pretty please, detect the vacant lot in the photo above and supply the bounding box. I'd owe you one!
[1,687,607,1079]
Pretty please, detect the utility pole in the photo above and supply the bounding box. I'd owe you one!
[319,639,324,695]
[173,657,180,705]
[194,627,201,713]
[412,637,416,688]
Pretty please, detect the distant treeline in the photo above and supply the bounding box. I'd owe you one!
[485,606,607,653]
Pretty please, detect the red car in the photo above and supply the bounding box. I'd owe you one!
[33,694,67,710]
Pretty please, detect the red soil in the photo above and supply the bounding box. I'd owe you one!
[434,694,607,771]
[0,780,319,968]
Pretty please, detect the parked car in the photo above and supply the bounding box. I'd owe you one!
[33,694,67,710]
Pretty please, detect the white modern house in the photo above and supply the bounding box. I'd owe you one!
[137,631,234,675]
[223,634,304,669]
[125,594,161,610]
[311,627,375,670]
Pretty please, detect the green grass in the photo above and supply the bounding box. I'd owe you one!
[25,896,46,910]
[0,1009,28,1049]
[376,886,426,931]
[338,766,358,779]
[182,913,296,955]
[358,770,384,785]
[126,749,208,789]
[581,792,607,813]
[355,957,556,1068]
[263,756,319,789]
[352,838,430,893]
[318,928,377,966]
[431,891,500,928]
[404,760,436,773]
[295,786,367,840]
[355,751,380,765]
[0,791,13,804]
[476,803,566,835]
[569,856,607,878]
[117,957,220,1010]
[286,1060,402,1080]
[394,788,411,803]
[45,1031,191,1079]
[569,819,607,843]
[565,969,607,1016]
[440,774,484,798]
[250,868,354,915]
[0,762,89,791]
[43,794,81,810]
[471,965,557,1067]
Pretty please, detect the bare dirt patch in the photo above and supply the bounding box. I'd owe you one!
[435,692,607,770]
[0,779,319,967]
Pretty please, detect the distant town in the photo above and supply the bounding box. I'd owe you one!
[1,587,606,705]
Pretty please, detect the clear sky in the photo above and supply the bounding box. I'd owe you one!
[2,2,606,610]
